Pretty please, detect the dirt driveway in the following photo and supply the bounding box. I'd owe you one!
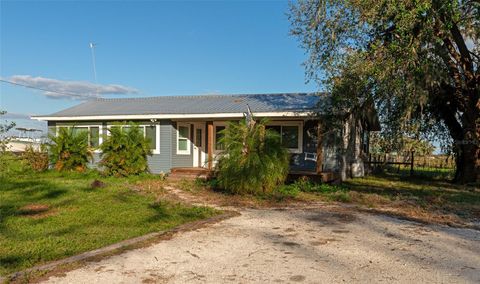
[43,205,479,284]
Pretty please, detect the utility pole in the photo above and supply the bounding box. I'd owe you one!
[89,42,99,96]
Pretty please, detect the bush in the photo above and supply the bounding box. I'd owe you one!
[287,176,318,192]
[49,127,92,172]
[216,118,290,195]
[100,123,152,176]
[281,178,347,193]
[23,144,49,172]
[276,184,300,198]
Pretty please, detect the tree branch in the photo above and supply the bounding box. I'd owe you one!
[449,22,475,77]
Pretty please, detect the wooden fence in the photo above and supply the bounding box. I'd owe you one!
[366,152,455,176]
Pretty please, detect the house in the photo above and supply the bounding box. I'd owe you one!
[32,93,380,180]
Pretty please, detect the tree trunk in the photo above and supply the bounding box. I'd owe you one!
[454,142,480,183]
[431,87,480,184]
[454,111,480,184]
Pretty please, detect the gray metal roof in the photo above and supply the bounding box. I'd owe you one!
[42,93,325,117]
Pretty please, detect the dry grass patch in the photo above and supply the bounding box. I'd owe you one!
[18,204,57,219]
[146,174,480,228]
[134,178,300,209]
[343,174,480,228]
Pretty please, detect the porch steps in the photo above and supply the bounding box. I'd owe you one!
[167,167,213,181]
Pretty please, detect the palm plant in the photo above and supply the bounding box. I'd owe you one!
[49,127,92,172]
[100,123,152,176]
[216,118,290,195]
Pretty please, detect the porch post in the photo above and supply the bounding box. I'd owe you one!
[316,121,323,174]
[207,121,214,170]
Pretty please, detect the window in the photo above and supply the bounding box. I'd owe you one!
[266,122,303,153]
[281,126,299,149]
[195,128,202,147]
[215,126,226,151]
[58,125,102,149]
[211,121,302,153]
[107,124,160,154]
[89,127,100,148]
[177,123,190,155]
[145,126,157,151]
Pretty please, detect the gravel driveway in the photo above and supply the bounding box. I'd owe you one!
[44,207,479,284]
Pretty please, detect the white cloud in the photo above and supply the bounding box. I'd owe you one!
[3,75,139,100]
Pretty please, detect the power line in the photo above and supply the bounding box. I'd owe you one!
[0,79,83,97]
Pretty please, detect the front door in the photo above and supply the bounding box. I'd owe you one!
[193,123,206,168]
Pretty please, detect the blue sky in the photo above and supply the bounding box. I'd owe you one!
[0,0,316,133]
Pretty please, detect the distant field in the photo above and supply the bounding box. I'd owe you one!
[398,166,455,179]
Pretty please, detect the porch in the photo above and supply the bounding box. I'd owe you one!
[174,118,325,173]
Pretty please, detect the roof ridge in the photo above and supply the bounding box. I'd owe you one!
[95,92,320,102]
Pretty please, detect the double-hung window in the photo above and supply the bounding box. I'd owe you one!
[144,125,157,152]
[214,125,226,151]
[58,125,102,149]
[108,124,160,154]
[212,122,227,153]
[176,123,190,155]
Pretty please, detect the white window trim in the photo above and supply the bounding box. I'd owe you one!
[176,122,191,155]
[56,125,103,153]
[267,121,303,154]
[212,121,303,154]
[106,124,160,154]
[212,121,227,154]
[144,124,160,155]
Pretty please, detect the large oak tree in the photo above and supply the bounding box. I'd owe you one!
[289,0,479,183]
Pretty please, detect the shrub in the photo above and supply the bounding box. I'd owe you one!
[23,144,49,172]
[49,127,92,172]
[216,118,290,195]
[285,178,346,193]
[288,176,317,192]
[100,123,152,176]
[327,191,352,203]
[277,184,300,198]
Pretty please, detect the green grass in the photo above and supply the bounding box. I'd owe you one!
[278,173,479,224]
[278,178,352,202]
[392,166,456,180]
[339,173,479,222]
[0,166,218,276]
[344,173,479,204]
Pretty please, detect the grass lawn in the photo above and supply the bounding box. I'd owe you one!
[285,173,479,226]
[344,173,479,204]
[0,168,218,276]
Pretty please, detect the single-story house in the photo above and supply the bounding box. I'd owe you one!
[33,93,380,180]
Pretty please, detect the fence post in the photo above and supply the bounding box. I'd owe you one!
[410,151,414,176]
